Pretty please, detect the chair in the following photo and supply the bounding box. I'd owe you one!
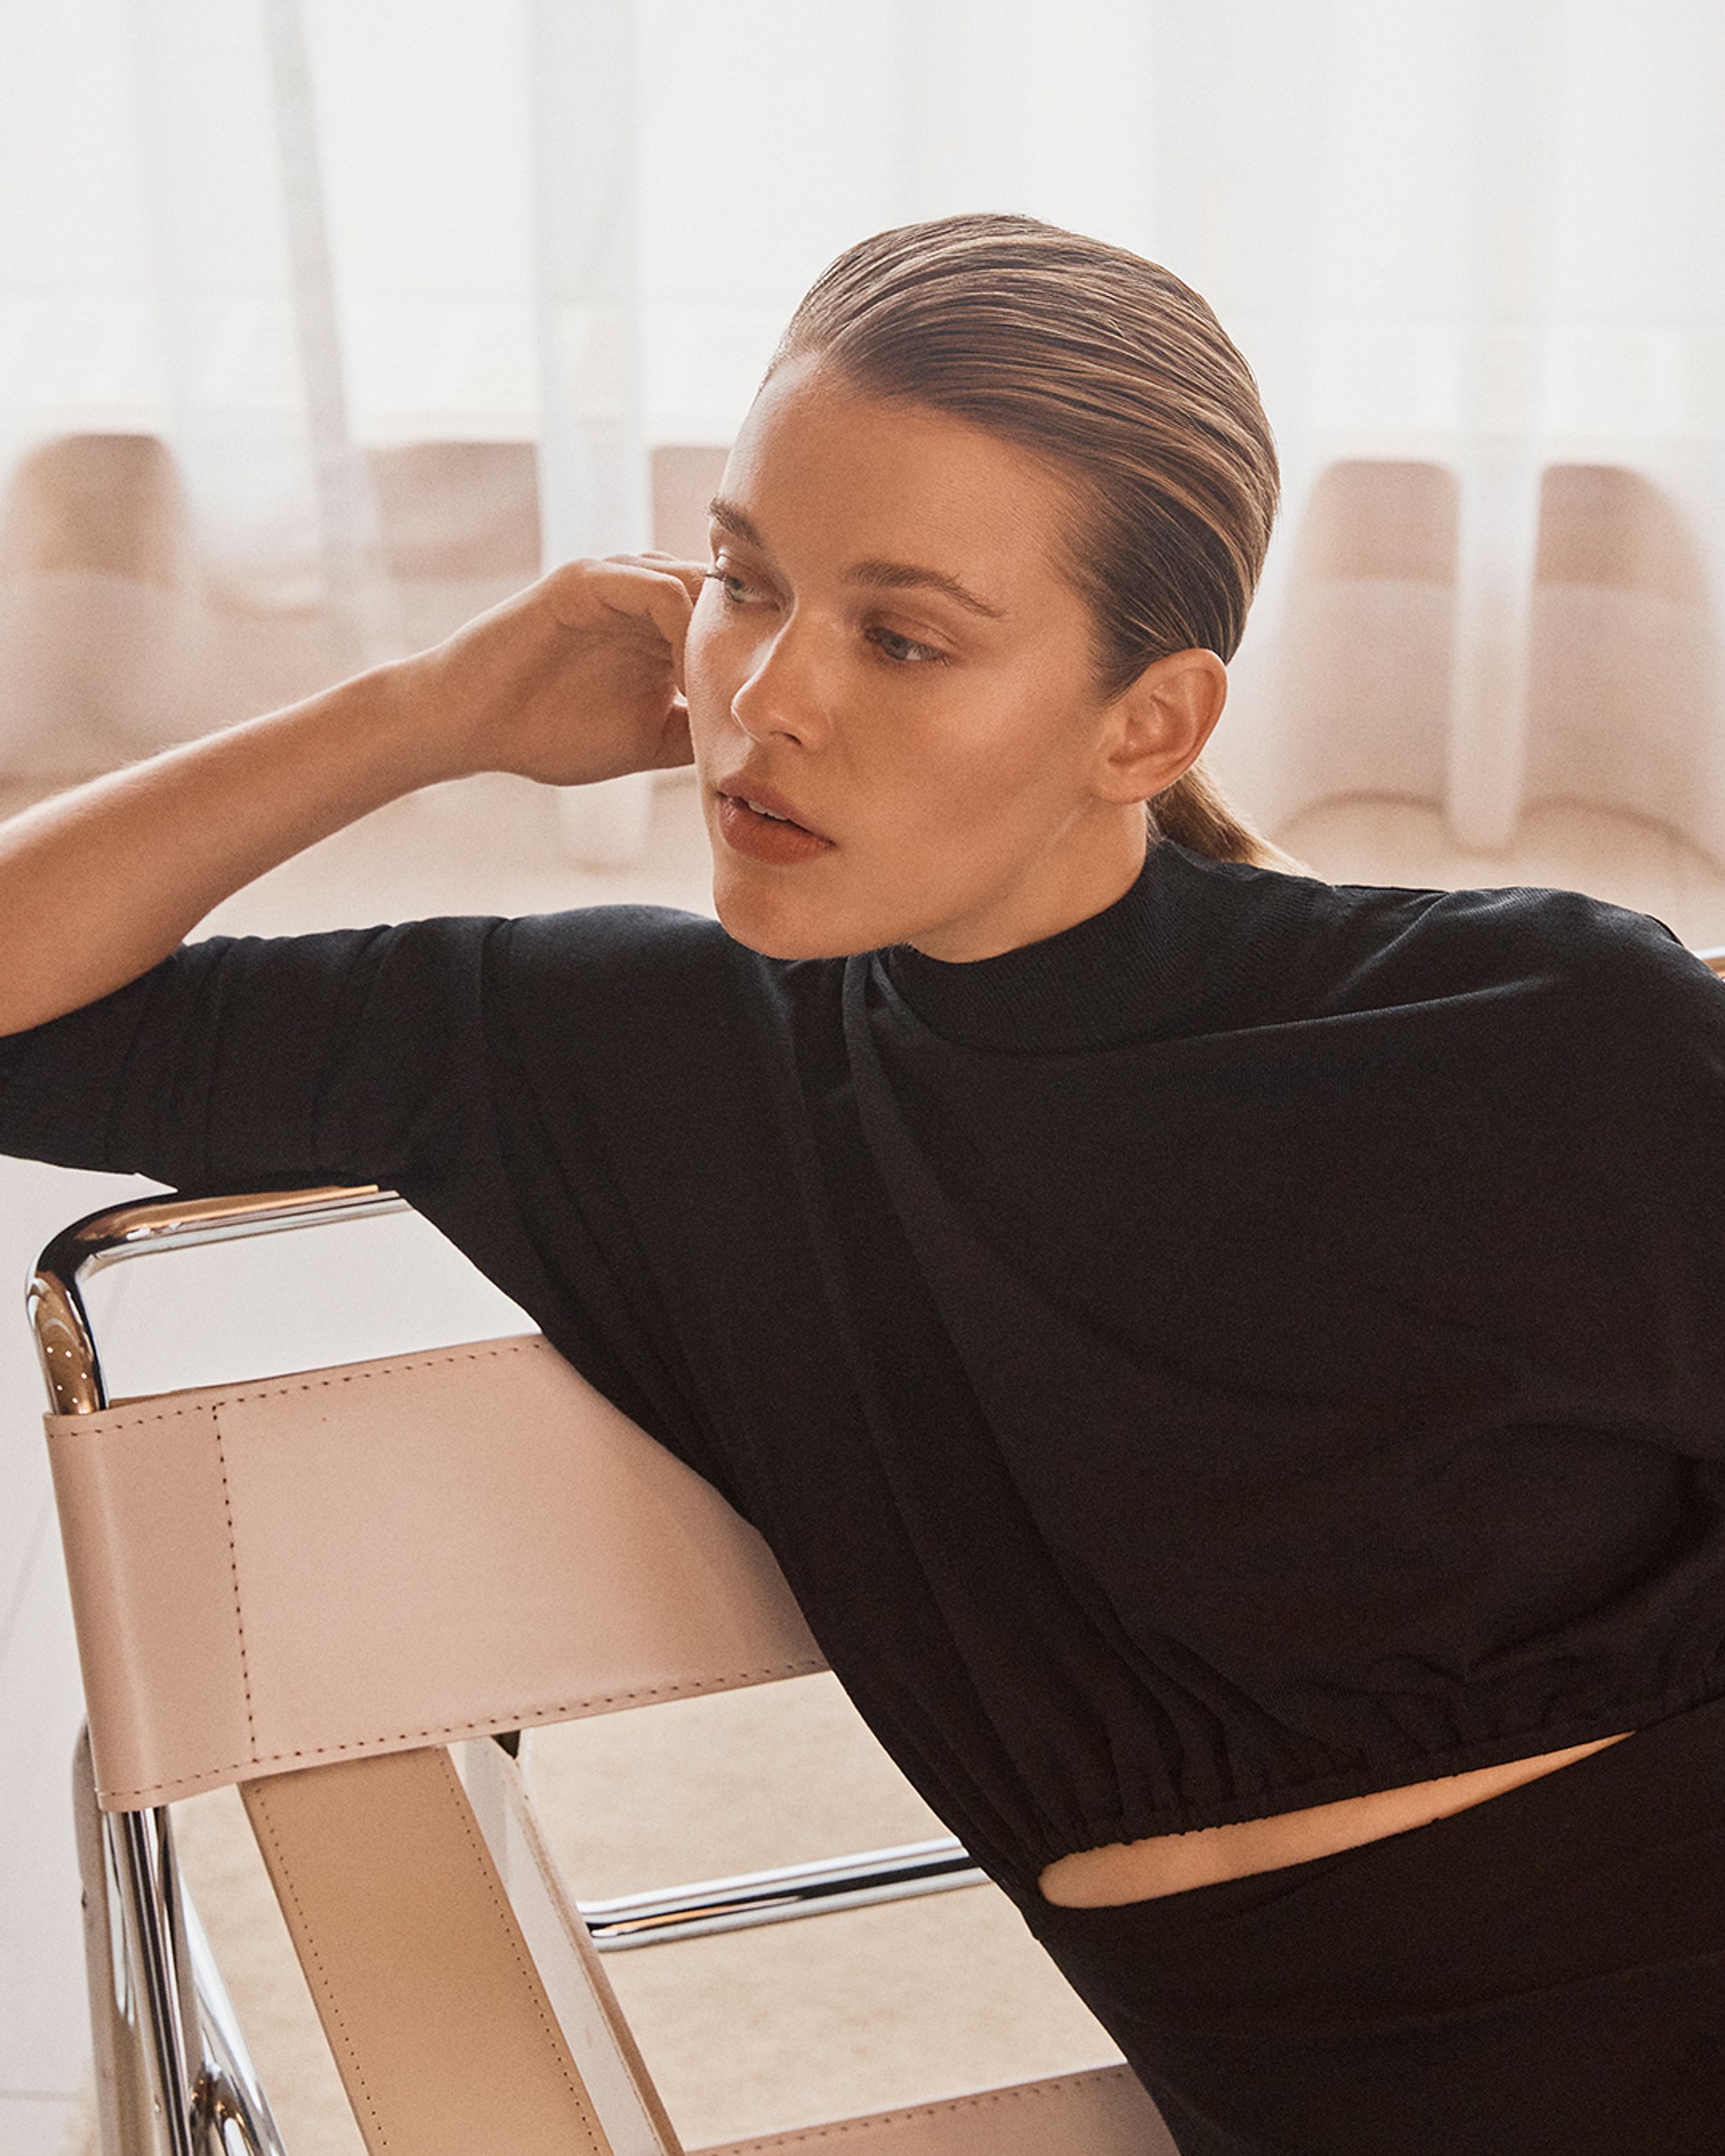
[29,1185,1179,2156]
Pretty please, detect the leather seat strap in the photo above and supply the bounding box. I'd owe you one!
[244,1748,620,2156]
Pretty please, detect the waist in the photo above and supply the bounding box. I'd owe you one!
[1037,1730,1635,1906]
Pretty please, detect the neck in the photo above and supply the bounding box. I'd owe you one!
[908,809,1150,965]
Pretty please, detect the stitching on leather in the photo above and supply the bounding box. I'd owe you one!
[63,1327,829,1804]
[45,1336,551,1434]
[95,1657,829,1802]
[246,1787,389,2148]
[431,1751,604,2151]
[210,1405,256,1751]
[707,2071,1125,2150]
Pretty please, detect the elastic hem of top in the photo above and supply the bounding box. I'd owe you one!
[1001,1672,1725,1898]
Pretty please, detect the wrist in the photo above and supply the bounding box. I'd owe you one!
[319,656,482,795]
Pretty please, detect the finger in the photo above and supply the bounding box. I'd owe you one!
[623,566,699,670]
[651,701,694,770]
[560,558,697,658]
[614,548,709,578]
[631,551,710,600]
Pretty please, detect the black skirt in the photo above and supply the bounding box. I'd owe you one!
[1018,1692,1725,2156]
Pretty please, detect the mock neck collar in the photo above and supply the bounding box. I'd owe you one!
[878,842,1303,1054]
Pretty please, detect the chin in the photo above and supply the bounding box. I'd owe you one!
[709,864,884,962]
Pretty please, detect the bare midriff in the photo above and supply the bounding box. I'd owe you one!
[1036,1731,1636,1906]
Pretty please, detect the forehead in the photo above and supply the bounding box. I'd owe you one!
[718,355,1077,592]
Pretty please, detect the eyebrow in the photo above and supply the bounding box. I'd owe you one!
[707,495,1007,621]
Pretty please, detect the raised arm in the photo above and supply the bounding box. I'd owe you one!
[0,553,702,1036]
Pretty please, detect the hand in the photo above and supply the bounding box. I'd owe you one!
[388,552,707,788]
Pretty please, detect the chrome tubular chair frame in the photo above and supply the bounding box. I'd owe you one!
[32,1194,374,2156]
[30,1185,983,2155]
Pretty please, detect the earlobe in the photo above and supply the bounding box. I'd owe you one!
[1096,648,1228,804]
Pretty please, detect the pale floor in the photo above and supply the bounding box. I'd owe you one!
[4,780,1725,2155]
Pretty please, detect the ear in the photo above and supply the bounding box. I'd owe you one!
[1091,648,1228,804]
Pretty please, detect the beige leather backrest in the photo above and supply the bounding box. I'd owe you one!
[46,1333,825,1811]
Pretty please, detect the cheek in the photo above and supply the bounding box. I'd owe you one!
[682,600,720,689]
[919,682,1075,804]
[682,607,735,732]
[842,686,1036,822]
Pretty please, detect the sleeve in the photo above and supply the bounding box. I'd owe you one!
[0,916,509,1194]
[0,906,759,1509]
[1573,910,1725,1458]
[1433,891,1725,1465]
[1316,883,1725,1465]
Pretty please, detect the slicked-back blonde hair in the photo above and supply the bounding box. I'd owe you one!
[769,212,1291,870]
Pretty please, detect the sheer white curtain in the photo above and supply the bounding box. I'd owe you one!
[3,0,1723,861]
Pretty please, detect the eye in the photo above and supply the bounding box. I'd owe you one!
[704,566,770,608]
[867,624,948,666]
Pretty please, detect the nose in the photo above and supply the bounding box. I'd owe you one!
[730,618,829,751]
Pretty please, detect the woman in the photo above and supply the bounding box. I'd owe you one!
[6,215,1725,2154]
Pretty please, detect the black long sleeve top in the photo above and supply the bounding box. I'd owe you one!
[6,840,1725,1900]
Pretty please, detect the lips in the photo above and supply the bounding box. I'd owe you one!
[714,778,836,865]
[716,778,829,840]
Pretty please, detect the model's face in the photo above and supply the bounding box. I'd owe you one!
[684,356,1196,962]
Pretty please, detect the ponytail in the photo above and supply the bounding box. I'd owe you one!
[1149,759,1308,875]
